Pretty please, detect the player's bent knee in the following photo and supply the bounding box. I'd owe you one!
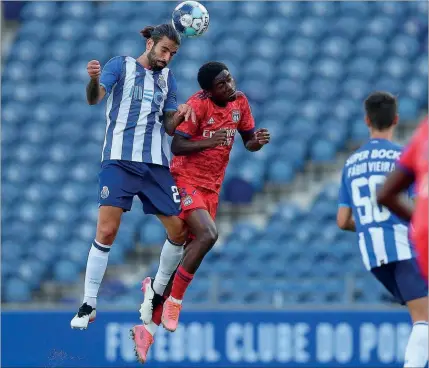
[96,223,120,245]
[199,226,218,250]
[167,223,187,245]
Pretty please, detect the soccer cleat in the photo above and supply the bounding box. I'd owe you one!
[161,296,182,332]
[139,277,163,325]
[70,303,96,330]
[131,325,154,365]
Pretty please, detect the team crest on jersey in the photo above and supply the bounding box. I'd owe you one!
[101,186,109,199]
[207,117,215,125]
[157,75,167,90]
[183,195,193,207]
[154,92,164,105]
[232,110,240,123]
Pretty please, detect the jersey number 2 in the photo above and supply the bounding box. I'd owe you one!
[351,175,391,225]
[171,186,181,203]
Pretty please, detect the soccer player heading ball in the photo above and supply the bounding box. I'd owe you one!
[337,92,428,368]
[70,24,195,330]
[131,62,271,363]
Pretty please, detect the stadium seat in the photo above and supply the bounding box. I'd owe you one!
[140,218,166,246]
[4,278,32,303]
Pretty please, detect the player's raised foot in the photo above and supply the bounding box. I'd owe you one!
[139,277,163,325]
[161,296,182,332]
[131,325,154,365]
[70,303,96,330]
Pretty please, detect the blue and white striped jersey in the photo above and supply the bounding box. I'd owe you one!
[338,138,415,270]
[99,56,178,166]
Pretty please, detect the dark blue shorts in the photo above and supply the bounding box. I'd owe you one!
[371,258,428,305]
[98,160,181,216]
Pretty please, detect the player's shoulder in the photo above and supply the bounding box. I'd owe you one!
[105,55,126,65]
[371,139,403,152]
[187,90,210,104]
[235,91,249,103]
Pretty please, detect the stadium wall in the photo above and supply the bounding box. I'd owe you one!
[2,309,411,367]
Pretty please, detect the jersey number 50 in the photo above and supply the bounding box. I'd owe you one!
[351,175,391,225]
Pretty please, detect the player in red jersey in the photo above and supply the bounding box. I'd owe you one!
[378,117,428,283]
[131,62,270,363]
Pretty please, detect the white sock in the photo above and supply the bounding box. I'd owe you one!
[145,321,158,336]
[83,240,111,308]
[404,321,428,368]
[153,238,184,295]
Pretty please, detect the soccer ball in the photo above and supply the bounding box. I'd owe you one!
[172,1,209,38]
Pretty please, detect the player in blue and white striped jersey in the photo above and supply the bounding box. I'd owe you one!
[337,92,428,368]
[71,24,196,330]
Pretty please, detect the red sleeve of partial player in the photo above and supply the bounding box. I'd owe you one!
[397,122,425,176]
[175,96,206,138]
[237,93,255,134]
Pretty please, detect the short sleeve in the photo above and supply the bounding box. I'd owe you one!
[338,167,352,208]
[164,71,178,112]
[238,94,255,134]
[397,134,418,177]
[175,98,205,138]
[100,56,123,95]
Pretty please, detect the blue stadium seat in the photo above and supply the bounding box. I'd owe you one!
[331,16,362,39]
[308,1,337,17]
[140,218,166,246]
[310,139,336,162]
[4,278,32,303]
[16,20,51,44]
[278,58,310,80]
[21,2,58,22]
[339,2,370,17]
[267,160,295,184]
[54,260,81,283]
[366,16,396,39]
[299,17,328,40]
[36,61,67,81]
[274,1,304,18]
[285,37,317,61]
[53,20,88,42]
[399,97,419,121]
[356,37,386,60]
[92,19,121,41]
[43,40,75,63]
[3,61,32,82]
[61,2,95,20]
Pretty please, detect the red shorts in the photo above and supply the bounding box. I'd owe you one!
[176,181,219,221]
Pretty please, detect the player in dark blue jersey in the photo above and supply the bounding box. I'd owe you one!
[337,91,428,367]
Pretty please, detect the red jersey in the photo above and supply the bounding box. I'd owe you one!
[171,91,255,193]
[397,118,428,278]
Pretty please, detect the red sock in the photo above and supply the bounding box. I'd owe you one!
[152,303,163,326]
[170,265,194,301]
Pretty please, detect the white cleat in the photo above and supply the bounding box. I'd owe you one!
[139,277,163,325]
[71,303,96,330]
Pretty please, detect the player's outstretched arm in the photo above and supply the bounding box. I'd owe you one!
[241,128,270,152]
[171,130,227,156]
[163,104,196,136]
[377,168,414,221]
[86,60,106,105]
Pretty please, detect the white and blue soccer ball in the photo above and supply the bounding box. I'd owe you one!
[172,1,209,38]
